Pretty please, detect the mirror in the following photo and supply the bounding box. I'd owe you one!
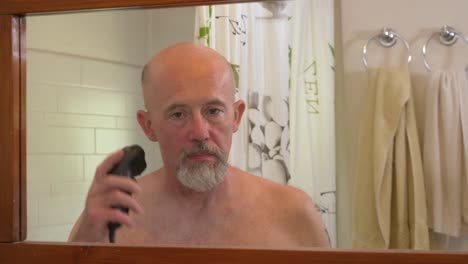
[25,2,336,246]
[25,0,468,251]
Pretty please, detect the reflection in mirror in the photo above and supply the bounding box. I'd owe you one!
[26,1,337,248]
[25,0,468,252]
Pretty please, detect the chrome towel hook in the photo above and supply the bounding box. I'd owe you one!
[378,27,398,48]
[362,27,412,69]
[422,25,468,72]
[440,25,458,46]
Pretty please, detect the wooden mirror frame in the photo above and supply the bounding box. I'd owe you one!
[0,0,466,263]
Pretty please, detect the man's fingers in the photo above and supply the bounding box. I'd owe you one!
[85,199,139,229]
[105,209,135,228]
[95,150,124,180]
[104,190,144,215]
[96,176,142,195]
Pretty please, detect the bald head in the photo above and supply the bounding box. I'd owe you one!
[141,43,236,110]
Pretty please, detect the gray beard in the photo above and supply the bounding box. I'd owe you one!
[176,143,228,192]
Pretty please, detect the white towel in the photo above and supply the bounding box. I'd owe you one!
[423,70,468,237]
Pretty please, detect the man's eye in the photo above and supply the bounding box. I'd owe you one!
[207,108,223,116]
[171,112,185,119]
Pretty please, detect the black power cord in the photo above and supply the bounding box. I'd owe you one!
[108,222,119,243]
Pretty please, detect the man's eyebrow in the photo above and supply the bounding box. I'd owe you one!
[205,99,227,108]
[164,103,187,113]
[164,99,227,113]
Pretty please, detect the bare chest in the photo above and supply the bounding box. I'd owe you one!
[118,208,295,247]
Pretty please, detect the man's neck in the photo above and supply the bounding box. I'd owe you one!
[162,166,234,214]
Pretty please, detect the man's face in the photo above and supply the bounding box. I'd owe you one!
[176,141,228,192]
[138,57,244,191]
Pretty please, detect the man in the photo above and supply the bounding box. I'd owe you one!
[69,43,329,247]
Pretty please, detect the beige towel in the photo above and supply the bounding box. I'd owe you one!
[352,65,429,249]
[423,70,468,237]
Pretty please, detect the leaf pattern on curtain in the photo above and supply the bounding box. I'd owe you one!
[196,5,213,47]
[194,3,292,184]
[328,43,335,72]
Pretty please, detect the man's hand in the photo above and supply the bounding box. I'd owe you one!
[68,150,144,242]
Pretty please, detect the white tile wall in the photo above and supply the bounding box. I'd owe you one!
[125,94,146,116]
[96,129,152,154]
[51,182,93,196]
[27,183,51,198]
[27,224,75,242]
[28,155,84,183]
[82,60,141,92]
[27,111,45,127]
[117,117,139,130]
[84,155,107,181]
[57,86,127,116]
[27,51,81,85]
[27,84,58,112]
[27,199,38,227]
[45,113,116,128]
[27,127,95,154]
[27,9,149,66]
[95,129,137,153]
[37,196,86,226]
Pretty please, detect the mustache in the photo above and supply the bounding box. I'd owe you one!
[180,142,226,163]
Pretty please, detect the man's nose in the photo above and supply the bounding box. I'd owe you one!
[189,113,209,142]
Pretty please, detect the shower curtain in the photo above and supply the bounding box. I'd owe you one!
[289,0,337,247]
[194,2,292,184]
[195,0,336,247]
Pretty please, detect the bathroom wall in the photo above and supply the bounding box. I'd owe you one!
[147,7,196,56]
[26,7,195,241]
[336,0,468,249]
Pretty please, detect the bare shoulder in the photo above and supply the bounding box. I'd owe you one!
[235,167,312,208]
[236,168,330,247]
[131,168,168,213]
[135,168,162,186]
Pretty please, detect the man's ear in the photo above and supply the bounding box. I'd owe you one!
[232,100,246,133]
[137,110,158,142]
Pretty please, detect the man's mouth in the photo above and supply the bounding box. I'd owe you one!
[187,152,217,162]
